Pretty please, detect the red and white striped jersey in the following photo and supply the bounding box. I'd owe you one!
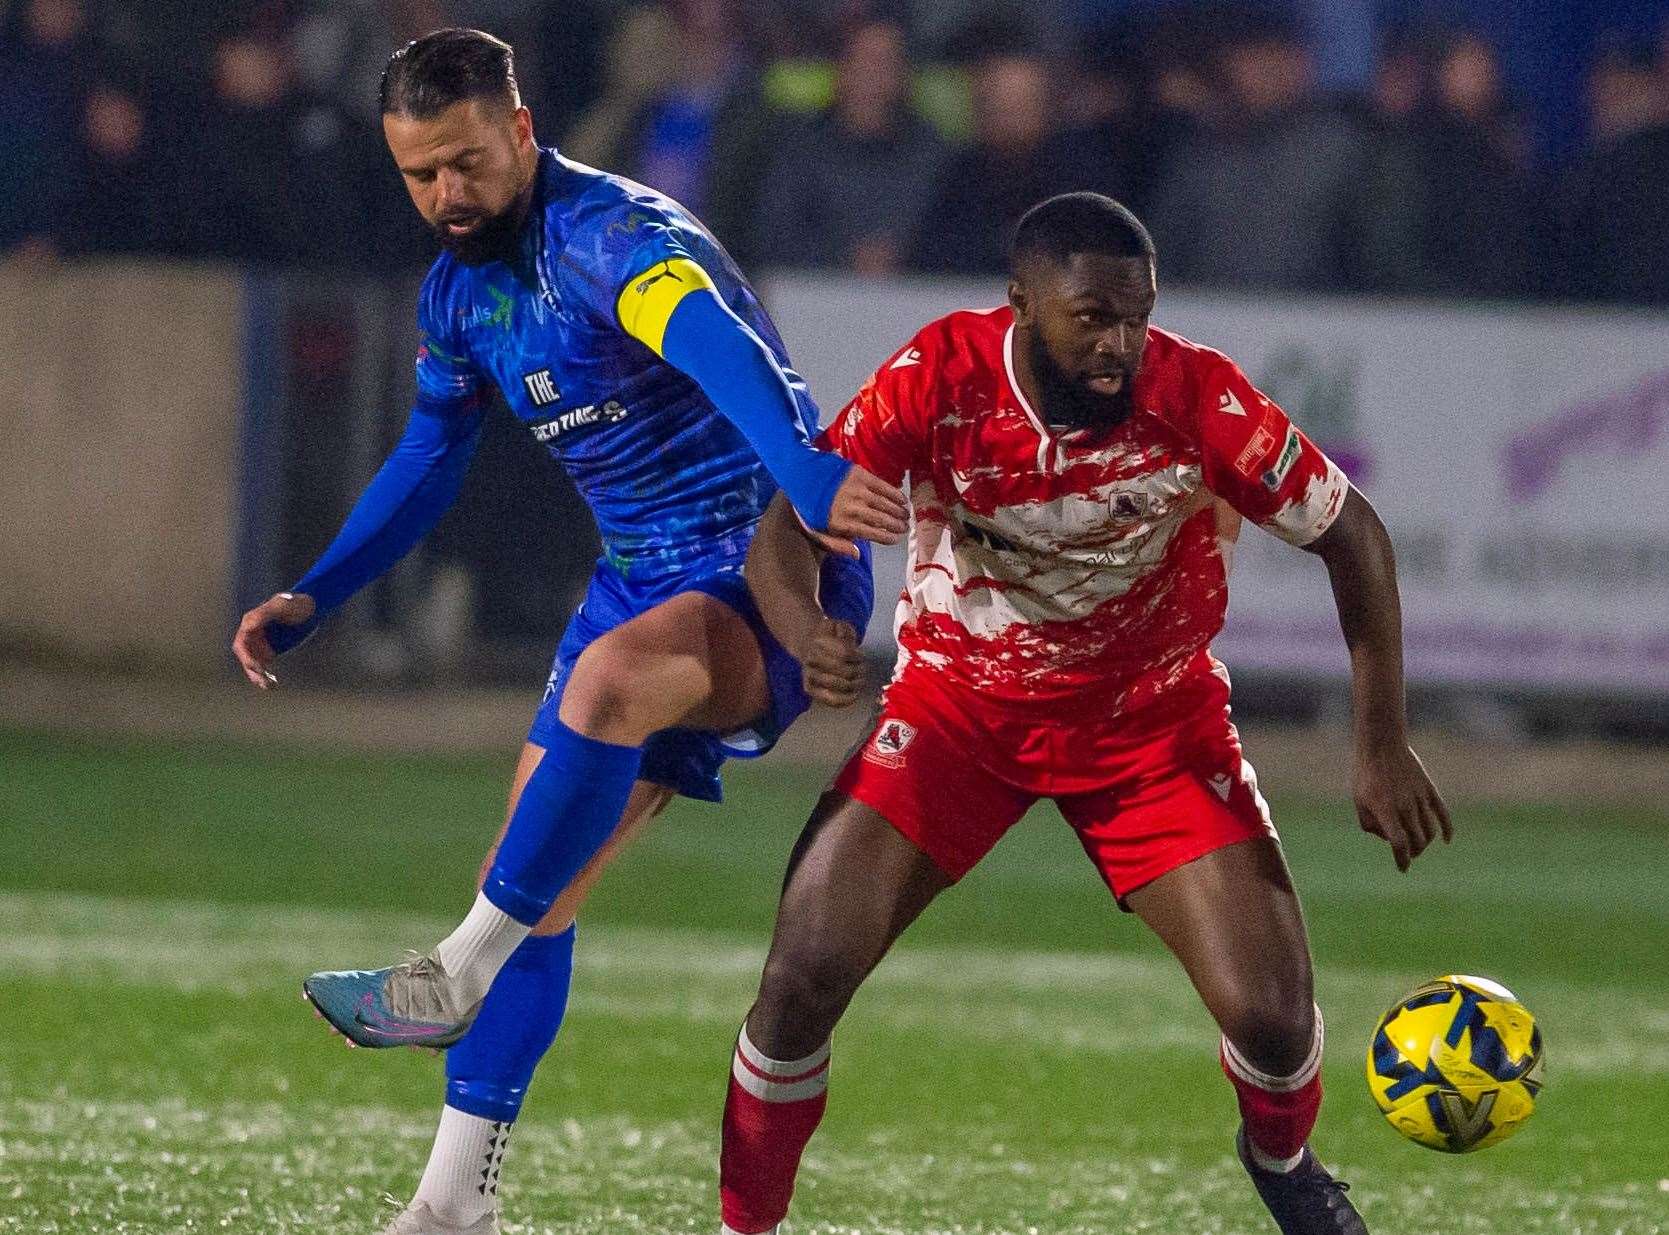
[818,305,1349,716]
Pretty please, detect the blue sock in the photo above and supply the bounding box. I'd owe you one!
[482,719,643,925]
[445,926,576,1123]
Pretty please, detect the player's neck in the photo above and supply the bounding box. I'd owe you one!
[510,155,541,232]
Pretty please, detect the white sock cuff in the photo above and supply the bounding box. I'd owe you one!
[1222,1003,1324,1094]
[411,1104,512,1225]
[434,892,531,1004]
[1246,1137,1307,1175]
[732,1023,831,1102]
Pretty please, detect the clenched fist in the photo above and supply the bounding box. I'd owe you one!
[800,616,864,707]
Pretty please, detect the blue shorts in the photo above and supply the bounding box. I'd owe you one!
[529,549,872,803]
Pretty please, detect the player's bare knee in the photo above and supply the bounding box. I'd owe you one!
[1219,988,1317,1077]
[753,945,861,1052]
[560,643,671,741]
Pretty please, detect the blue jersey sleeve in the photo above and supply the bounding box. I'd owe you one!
[819,540,875,639]
[270,267,486,654]
[558,204,851,532]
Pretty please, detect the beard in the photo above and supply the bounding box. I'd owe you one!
[1028,330,1136,433]
[431,200,527,266]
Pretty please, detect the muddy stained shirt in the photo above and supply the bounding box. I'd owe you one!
[818,306,1349,718]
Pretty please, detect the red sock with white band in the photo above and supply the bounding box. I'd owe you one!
[718,1024,831,1234]
[1221,1005,1325,1173]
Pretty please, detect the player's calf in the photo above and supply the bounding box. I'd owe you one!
[1221,1009,1368,1233]
[719,1021,831,1235]
[1221,1003,1325,1172]
[718,905,875,1232]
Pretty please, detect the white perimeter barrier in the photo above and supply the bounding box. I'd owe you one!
[765,274,1669,697]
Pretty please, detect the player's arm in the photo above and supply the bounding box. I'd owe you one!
[1303,486,1452,871]
[743,492,870,706]
[742,341,920,706]
[615,257,906,546]
[232,401,484,689]
[1198,359,1450,869]
[233,286,488,690]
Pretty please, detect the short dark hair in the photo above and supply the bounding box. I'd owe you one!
[1010,192,1156,274]
[379,28,519,118]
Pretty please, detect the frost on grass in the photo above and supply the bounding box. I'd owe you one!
[4,893,1669,1232]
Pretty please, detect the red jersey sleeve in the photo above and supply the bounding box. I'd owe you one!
[815,338,934,487]
[1196,356,1349,546]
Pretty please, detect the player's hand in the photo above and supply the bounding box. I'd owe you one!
[800,617,864,707]
[232,591,316,690]
[815,465,908,558]
[1352,742,1453,872]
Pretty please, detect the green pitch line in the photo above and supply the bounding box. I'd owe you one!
[2,730,1667,1233]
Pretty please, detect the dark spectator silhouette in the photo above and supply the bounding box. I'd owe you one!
[1354,28,1537,298]
[753,19,946,275]
[1561,41,1669,305]
[565,0,759,219]
[188,20,396,271]
[0,0,92,257]
[1146,14,1374,293]
[909,51,1074,276]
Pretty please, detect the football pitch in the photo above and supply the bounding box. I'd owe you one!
[2,727,1666,1234]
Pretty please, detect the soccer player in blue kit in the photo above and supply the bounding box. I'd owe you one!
[230,29,904,1235]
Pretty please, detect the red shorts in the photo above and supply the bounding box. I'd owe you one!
[832,665,1277,905]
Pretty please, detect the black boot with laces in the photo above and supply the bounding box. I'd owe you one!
[1236,1126,1369,1234]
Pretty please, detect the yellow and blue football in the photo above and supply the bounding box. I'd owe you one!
[1366,974,1544,1152]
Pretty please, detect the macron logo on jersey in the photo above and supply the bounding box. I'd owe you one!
[523,369,561,407]
[890,348,922,370]
[1217,389,1247,417]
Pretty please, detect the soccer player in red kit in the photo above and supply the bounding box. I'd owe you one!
[717,193,1452,1235]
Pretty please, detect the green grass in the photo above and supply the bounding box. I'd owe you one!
[2,728,1666,1233]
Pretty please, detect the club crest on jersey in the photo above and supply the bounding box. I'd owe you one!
[1110,488,1161,520]
[522,369,561,407]
[1261,426,1302,491]
[529,399,629,444]
[864,718,917,769]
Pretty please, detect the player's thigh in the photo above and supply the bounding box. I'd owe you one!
[1126,836,1317,1067]
[751,792,953,1055]
[559,589,770,737]
[475,741,677,935]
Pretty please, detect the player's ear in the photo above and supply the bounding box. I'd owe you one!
[513,106,535,148]
[1008,277,1030,324]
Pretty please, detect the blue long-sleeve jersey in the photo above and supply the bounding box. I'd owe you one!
[276,148,860,649]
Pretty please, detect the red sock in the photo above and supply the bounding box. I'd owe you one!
[1221,1006,1324,1166]
[718,1026,831,1233]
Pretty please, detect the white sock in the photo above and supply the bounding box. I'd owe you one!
[412,1105,512,1224]
[1246,1137,1306,1175]
[434,892,532,1008]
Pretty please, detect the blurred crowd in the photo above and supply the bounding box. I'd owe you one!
[5,0,1669,305]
